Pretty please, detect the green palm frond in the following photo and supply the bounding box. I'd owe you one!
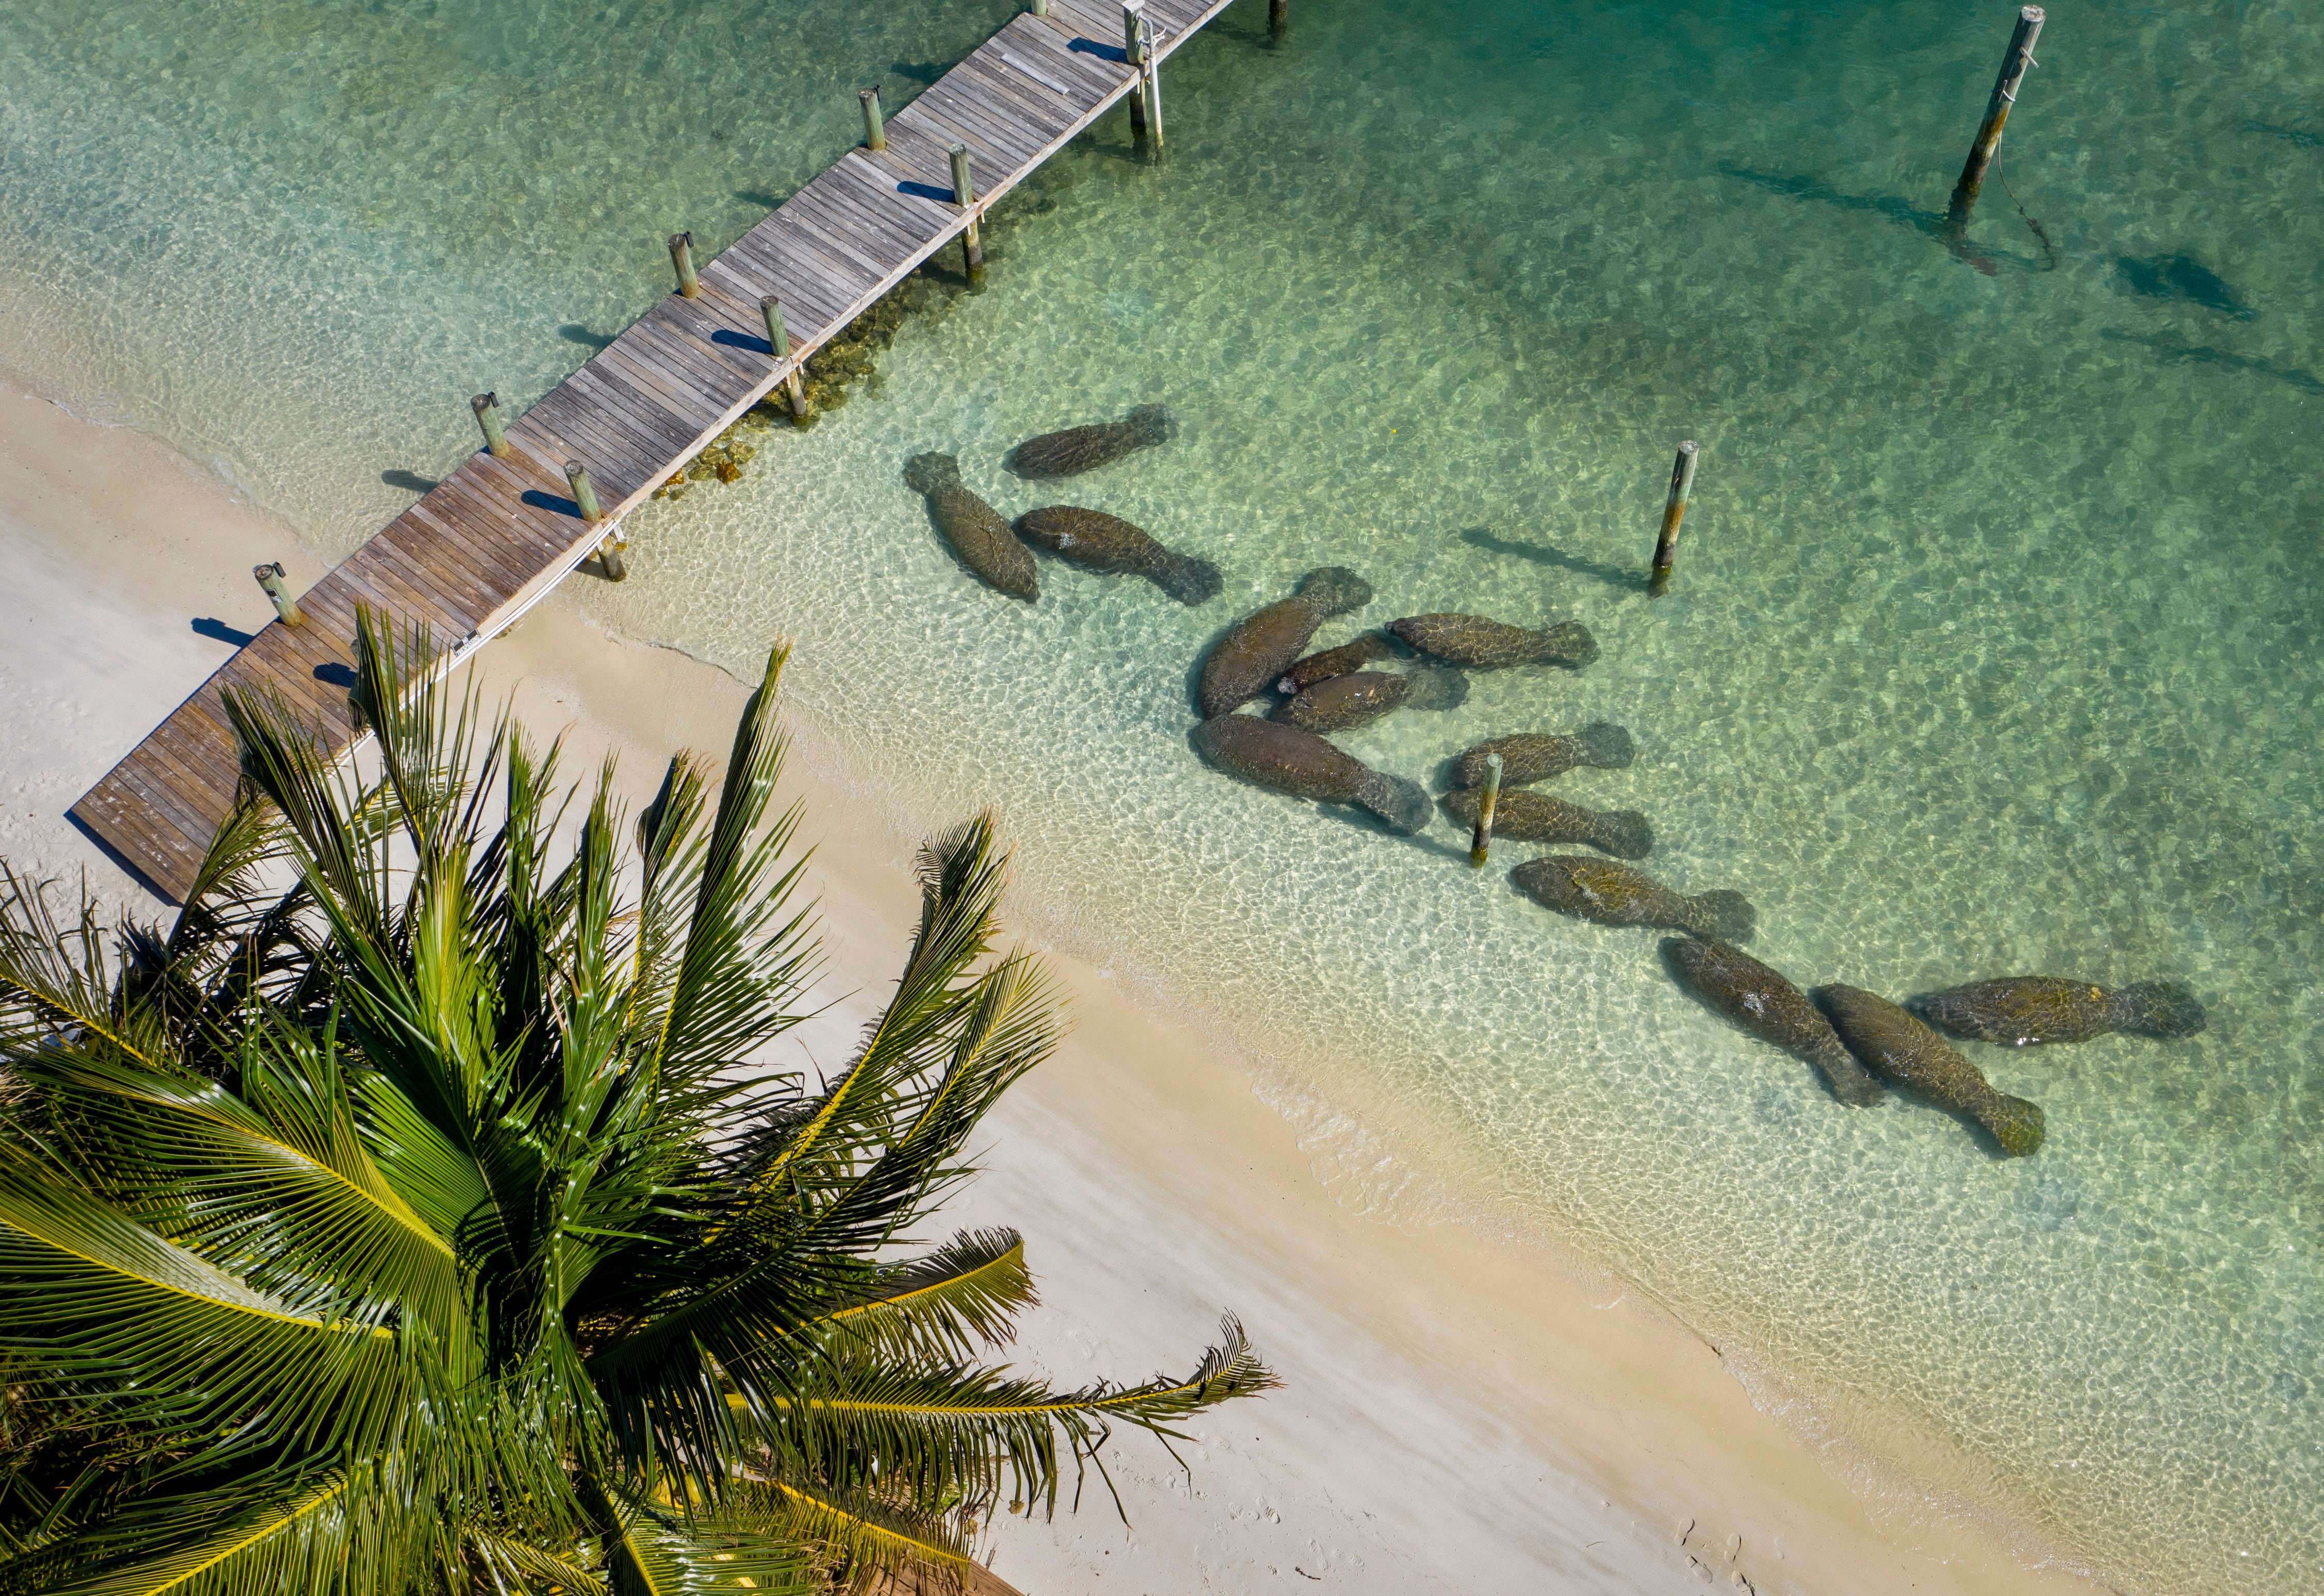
[807,1229,1035,1366]
[2,609,1274,1596]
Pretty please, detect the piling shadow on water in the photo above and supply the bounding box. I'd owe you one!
[2099,329,2324,397]
[1458,526,1642,595]
[2243,120,2323,149]
[2115,255,2254,319]
[558,324,616,352]
[381,469,438,493]
[1719,164,2043,274]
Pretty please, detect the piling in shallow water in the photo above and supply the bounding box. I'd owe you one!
[949,144,985,280]
[1649,440,1699,597]
[1470,753,1502,868]
[1943,6,2045,246]
[668,231,700,298]
[565,461,604,523]
[471,392,511,458]
[761,296,809,422]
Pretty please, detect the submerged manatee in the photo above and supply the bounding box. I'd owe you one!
[1452,724,1635,789]
[1911,976,2207,1046]
[1192,714,1432,834]
[1815,985,2045,1155]
[1008,404,1174,477]
[1278,632,1398,696]
[1012,506,1221,604]
[1389,613,1598,670]
[1272,668,1467,734]
[1512,856,1754,941]
[1661,939,1884,1106]
[1440,788,1652,859]
[904,453,1037,601]
[1199,568,1374,717]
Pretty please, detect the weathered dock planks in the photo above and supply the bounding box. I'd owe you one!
[72,0,1237,903]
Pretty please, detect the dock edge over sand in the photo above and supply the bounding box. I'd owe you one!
[71,0,1235,903]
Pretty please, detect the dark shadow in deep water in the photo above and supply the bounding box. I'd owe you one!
[2243,120,2324,149]
[2114,255,2255,319]
[558,324,616,351]
[1458,526,1642,596]
[2099,330,2324,396]
[381,469,439,493]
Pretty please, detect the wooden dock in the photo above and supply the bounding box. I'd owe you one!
[72,0,1239,903]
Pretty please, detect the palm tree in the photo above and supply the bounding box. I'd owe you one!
[0,611,1273,1596]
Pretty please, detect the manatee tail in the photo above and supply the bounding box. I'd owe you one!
[1578,721,1635,769]
[2110,979,2207,1038]
[1589,808,1655,860]
[903,451,960,496]
[1402,666,1469,712]
[1156,552,1223,606]
[1686,889,1756,943]
[1128,403,1175,447]
[1297,566,1374,617]
[1354,769,1433,835]
[1531,620,1599,669]
[1973,1091,2046,1157]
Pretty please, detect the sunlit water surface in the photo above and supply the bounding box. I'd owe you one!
[5,0,2321,1587]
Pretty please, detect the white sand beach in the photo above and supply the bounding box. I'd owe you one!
[0,376,2115,1596]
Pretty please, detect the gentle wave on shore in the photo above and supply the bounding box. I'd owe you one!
[5,0,2320,1588]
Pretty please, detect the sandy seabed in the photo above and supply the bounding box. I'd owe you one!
[0,377,2114,1596]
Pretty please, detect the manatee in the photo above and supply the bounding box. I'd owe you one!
[1439,788,1652,859]
[1910,976,2207,1046]
[903,453,1037,601]
[1277,632,1398,696]
[1512,855,1753,941]
[1815,985,2044,1155]
[1661,938,1884,1107]
[1388,613,1598,670]
[1192,714,1432,834]
[1272,668,1467,734]
[1008,404,1174,477]
[1012,506,1221,605]
[1452,724,1635,789]
[1199,568,1374,717]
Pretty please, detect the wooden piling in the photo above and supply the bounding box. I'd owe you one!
[1270,0,1286,41]
[860,86,887,152]
[1469,753,1502,868]
[596,536,628,583]
[470,392,511,458]
[1124,2,1149,139]
[566,461,604,524]
[1943,6,2045,244]
[949,143,985,277]
[1031,0,1049,14]
[1649,440,1699,597]
[1138,13,1165,154]
[669,231,701,298]
[760,296,809,420]
[253,563,305,627]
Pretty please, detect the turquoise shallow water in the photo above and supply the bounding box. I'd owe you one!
[5,0,2321,1589]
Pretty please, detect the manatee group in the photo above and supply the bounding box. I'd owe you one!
[1440,788,1652,859]
[1662,939,1884,1106]
[1278,633,1398,696]
[1200,568,1374,717]
[904,453,1037,601]
[1453,724,1635,789]
[1014,506,1221,604]
[1273,668,1467,734]
[1912,976,2207,1046]
[1009,404,1174,477]
[1513,856,1753,941]
[1814,985,2045,1155]
[1390,613,1598,671]
[1193,714,1432,834]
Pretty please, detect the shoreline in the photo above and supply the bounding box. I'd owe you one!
[0,377,2116,1596]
